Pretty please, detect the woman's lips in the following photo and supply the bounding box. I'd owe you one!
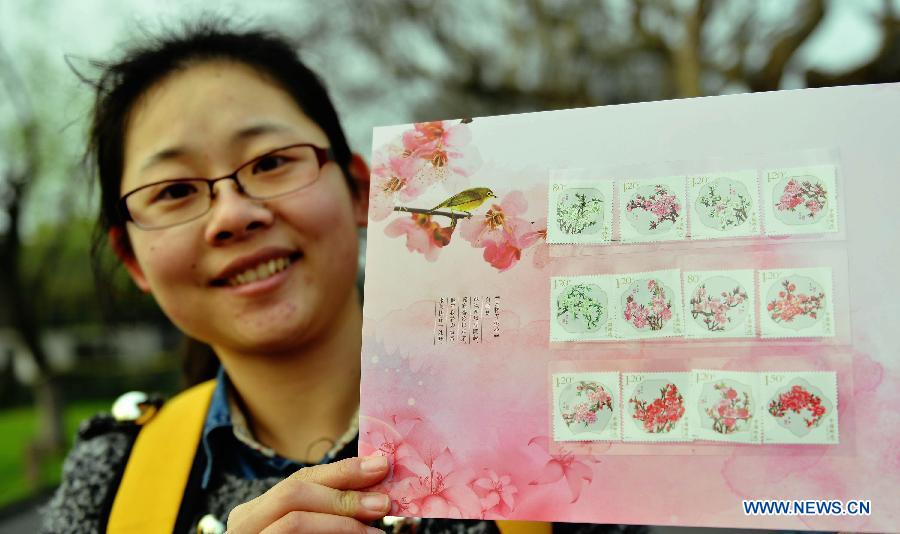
[210,250,303,287]
[222,259,295,296]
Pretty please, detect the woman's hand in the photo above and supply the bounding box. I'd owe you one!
[226,455,392,533]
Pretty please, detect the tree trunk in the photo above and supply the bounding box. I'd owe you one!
[34,374,65,452]
[0,176,67,470]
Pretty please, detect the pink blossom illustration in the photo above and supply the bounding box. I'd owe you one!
[384,213,454,262]
[359,414,425,481]
[459,191,546,271]
[394,447,482,518]
[767,279,825,324]
[706,382,752,434]
[374,123,544,272]
[775,178,827,220]
[625,184,681,230]
[561,382,613,429]
[369,148,426,221]
[623,278,673,331]
[402,120,482,192]
[690,282,748,332]
[629,383,686,433]
[473,469,518,517]
[527,436,596,503]
[768,384,828,429]
[524,218,550,269]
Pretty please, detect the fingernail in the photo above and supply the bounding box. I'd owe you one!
[360,455,388,473]
[366,527,385,534]
[361,493,390,512]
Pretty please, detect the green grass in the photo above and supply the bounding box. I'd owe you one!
[0,401,110,508]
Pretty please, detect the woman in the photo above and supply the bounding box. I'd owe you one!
[41,21,637,534]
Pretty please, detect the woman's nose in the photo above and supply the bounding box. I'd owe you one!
[203,180,275,245]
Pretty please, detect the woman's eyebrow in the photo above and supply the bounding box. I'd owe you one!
[139,122,293,172]
[231,122,292,142]
[140,147,186,172]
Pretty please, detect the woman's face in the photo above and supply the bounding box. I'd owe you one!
[118,60,366,355]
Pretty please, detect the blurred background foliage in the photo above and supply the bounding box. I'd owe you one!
[0,0,898,514]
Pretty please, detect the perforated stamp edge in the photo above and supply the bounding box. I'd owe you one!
[550,275,618,342]
[762,164,839,237]
[547,174,616,245]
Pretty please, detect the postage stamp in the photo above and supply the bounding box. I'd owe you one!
[547,174,615,244]
[762,165,839,236]
[761,371,839,444]
[621,372,691,442]
[689,369,762,443]
[550,275,617,342]
[758,267,835,338]
[619,176,687,243]
[687,170,760,240]
[683,270,756,339]
[612,269,684,340]
[552,372,622,442]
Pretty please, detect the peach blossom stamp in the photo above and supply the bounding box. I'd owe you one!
[621,372,691,442]
[553,372,621,442]
[763,165,838,236]
[683,270,756,339]
[548,173,614,244]
[762,371,838,444]
[613,269,684,340]
[619,176,687,243]
[689,369,761,443]
[759,267,835,338]
[550,276,617,342]
[688,171,760,239]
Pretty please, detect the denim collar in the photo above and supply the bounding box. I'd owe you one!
[199,367,301,489]
[198,367,359,490]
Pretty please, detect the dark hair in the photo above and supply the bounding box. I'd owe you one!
[81,20,357,385]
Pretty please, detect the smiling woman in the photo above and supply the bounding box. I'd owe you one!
[37,19,624,534]
[113,59,364,360]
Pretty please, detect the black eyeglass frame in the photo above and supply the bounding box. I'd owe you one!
[117,143,333,230]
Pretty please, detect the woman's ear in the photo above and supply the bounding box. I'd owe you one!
[348,153,370,228]
[108,226,151,293]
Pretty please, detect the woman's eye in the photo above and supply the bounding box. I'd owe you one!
[154,182,199,201]
[253,155,289,174]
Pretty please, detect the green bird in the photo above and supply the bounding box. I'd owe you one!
[431,187,497,213]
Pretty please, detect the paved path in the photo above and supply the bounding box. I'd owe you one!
[0,500,41,534]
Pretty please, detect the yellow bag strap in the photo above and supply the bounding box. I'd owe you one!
[496,520,553,534]
[105,378,551,533]
[107,379,216,534]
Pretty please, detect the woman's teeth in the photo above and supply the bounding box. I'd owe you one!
[228,257,292,286]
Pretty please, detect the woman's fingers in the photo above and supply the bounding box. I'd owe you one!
[259,511,384,534]
[226,456,392,533]
[228,486,389,533]
[286,455,390,490]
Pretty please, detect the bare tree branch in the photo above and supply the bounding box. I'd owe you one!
[749,0,826,91]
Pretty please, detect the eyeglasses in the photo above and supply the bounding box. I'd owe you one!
[119,143,333,229]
